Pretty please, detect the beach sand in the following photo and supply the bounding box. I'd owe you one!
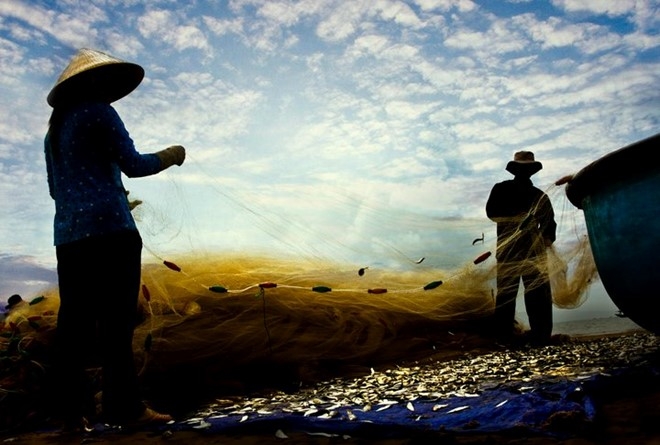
[2,322,660,445]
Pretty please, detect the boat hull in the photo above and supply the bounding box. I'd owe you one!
[566,133,660,334]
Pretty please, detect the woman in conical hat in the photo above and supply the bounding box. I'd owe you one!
[45,48,184,428]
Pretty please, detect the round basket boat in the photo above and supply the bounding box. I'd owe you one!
[565,132,660,334]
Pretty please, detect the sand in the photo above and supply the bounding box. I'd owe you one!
[2,328,660,445]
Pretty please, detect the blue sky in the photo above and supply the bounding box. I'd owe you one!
[1,0,659,320]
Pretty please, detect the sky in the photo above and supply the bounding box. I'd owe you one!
[0,0,659,320]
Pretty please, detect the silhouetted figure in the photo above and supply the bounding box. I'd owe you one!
[486,151,556,345]
[4,294,24,311]
[45,48,185,428]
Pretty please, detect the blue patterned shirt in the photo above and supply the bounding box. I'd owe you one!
[45,102,163,246]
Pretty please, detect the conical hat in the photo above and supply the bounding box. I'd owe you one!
[47,48,144,107]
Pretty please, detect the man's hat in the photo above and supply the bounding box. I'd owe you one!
[506,151,543,176]
[47,48,144,107]
[4,294,23,310]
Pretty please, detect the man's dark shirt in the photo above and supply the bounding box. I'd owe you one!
[486,176,556,262]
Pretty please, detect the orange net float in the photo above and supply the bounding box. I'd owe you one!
[163,260,181,272]
[141,284,151,302]
[259,282,278,289]
[473,251,492,265]
[367,288,388,294]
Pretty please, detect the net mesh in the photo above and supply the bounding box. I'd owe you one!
[1,183,597,386]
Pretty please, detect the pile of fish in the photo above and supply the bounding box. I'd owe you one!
[185,332,660,425]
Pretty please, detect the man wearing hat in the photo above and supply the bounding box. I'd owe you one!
[4,294,24,311]
[486,151,557,345]
[45,48,184,427]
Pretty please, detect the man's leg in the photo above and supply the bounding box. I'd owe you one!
[494,261,520,340]
[523,271,553,344]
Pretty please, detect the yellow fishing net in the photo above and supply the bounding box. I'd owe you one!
[1,183,597,382]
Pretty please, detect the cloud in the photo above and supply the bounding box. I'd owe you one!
[445,18,529,56]
[0,0,659,276]
[553,0,644,16]
[137,9,210,52]
[373,1,424,29]
[316,3,363,42]
[0,254,56,298]
[203,15,244,37]
[414,0,478,13]
[0,1,110,49]
[552,0,660,32]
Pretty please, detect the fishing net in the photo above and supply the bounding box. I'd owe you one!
[134,254,492,373]
[1,179,597,387]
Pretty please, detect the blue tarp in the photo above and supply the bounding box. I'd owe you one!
[72,359,660,440]
[168,377,598,439]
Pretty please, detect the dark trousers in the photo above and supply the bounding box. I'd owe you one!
[52,230,145,424]
[494,260,553,343]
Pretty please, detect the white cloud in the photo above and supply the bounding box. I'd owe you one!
[3,1,119,50]
[552,0,660,33]
[384,99,433,120]
[414,0,478,13]
[203,15,244,37]
[0,0,658,283]
[445,19,528,55]
[372,0,424,29]
[350,33,391,57]
[316,2,364,42]
[553,0,643,16]
[138,9,210,52]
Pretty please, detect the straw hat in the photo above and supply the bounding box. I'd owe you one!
[47,48,144,107]
[506,150,543,176]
